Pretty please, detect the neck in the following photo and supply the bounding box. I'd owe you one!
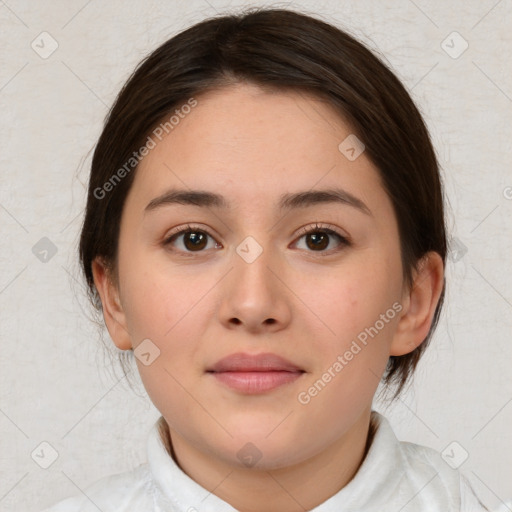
[159,409,376,512]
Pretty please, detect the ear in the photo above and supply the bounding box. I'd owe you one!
[390,251,445,356]
[91,258,132,351]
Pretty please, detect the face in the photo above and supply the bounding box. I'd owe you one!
[108,83,410,469]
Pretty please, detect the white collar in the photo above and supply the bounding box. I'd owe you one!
[146,411,413,511]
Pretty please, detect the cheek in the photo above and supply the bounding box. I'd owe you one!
[294,255,401,408]
[302,261,400,344]
[296,278,396,427]
[118,262,214,421]
[118,255,221,384]
[119,245,205,343]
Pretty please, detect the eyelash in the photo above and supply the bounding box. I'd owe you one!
[163,222,351,257]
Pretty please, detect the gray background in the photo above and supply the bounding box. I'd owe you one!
[0,1,511,510]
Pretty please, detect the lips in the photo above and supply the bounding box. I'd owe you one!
[206,353,305,394]
[208,352,304,373]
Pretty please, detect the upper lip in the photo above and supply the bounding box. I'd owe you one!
[207,352,304,373]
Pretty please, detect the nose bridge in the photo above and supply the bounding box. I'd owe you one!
[218,233,291,331]
[232,233,278,298]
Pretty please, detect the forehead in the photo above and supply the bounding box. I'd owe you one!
[128,83,387,216]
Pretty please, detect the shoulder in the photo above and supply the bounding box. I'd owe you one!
[397,439,489,511]
[40,464,155,512]
[369,413,490,511]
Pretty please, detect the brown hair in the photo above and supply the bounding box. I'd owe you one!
[79,7,446,398]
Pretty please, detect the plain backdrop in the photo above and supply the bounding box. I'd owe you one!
[0,1,511,511]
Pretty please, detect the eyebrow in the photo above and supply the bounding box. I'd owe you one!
[144,187,371,215]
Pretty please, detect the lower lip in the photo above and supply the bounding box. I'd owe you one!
[210,371,303,393]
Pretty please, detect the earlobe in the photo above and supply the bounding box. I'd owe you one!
[91,258,132,351]
[390,252,445,356]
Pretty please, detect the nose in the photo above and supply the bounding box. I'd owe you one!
[217,241,292,334]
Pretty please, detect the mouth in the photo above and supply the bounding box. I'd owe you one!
[206,352,305,394]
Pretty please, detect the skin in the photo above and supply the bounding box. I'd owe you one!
[93,83,444,512]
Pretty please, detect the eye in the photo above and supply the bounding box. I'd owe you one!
[293,223,350,254]
[163,224,222,254]
[163,223,350,256]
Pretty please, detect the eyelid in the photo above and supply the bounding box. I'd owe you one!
[294,222,349,241]
[164,223,215,240]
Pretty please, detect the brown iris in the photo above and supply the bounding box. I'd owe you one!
[183,231,208,251]
[306,232,329,251]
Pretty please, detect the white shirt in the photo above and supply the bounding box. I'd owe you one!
[42,412,490,511]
